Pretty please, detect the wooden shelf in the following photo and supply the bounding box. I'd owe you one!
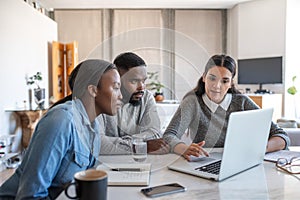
[51,41,78,102]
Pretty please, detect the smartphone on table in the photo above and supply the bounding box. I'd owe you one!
[141,183,186,198]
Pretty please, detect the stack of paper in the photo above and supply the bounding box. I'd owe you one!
[96,163,151,186]
[264,150,300,162]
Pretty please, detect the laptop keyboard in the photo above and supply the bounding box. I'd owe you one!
[195,160,222,175]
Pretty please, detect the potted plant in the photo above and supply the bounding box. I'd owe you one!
[287,76,298,118]
[146,71,165,102]
[287,76,297,95]
[26,72,45,109]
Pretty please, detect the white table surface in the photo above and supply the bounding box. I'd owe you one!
[58,147,300,200]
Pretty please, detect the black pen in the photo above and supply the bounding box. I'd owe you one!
[111,168,142,172]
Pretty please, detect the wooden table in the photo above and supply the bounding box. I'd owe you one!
[5,109,47,149]
[2,148,300,199]
[58,147,300,200]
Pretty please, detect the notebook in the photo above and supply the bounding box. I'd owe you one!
[264,150,300,162]
[96,163,151,186]
[168,108,273,181]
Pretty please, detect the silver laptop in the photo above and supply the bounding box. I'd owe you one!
[168,108,273,181]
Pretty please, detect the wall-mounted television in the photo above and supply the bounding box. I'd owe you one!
[237,56,283,93]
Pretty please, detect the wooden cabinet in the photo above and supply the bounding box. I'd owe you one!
[51,41,78,102]
[247,94,282,121]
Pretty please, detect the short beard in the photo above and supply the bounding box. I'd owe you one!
[129,91,144,106]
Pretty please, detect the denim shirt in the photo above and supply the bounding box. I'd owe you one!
[0,99,101,199]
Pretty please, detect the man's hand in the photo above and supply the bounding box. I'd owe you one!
[147,138,170,154]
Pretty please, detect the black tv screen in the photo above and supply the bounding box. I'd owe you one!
[237,56,283,85]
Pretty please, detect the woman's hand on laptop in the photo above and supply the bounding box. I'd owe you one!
[182,141,209,161]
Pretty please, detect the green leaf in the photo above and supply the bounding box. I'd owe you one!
[26,72,43,88]
[146,71,164,92]
[287,86,297,95]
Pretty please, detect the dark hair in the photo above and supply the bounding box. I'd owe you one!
[68,62,83,91]
[113,52,146,71]
[194,54,240,96]
[49,94,72,109]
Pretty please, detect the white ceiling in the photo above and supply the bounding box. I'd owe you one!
[38,0,254,10]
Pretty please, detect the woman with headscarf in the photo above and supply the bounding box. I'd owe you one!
[0,59,123,199]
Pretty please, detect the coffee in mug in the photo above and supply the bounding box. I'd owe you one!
[65,169,107,200]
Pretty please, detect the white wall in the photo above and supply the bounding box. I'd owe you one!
[0,0,57,135]
[285,0,300,118]
[229,0,286,94]
[175,10,223,100]
[228,0,287,116]
[55,9,103,62]
[237,0,286,59]
[54,9,224,101]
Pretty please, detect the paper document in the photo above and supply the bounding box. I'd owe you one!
[96,163,151,186]
[264,150,300,162]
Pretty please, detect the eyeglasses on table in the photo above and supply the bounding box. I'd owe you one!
[276,157,300,175]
